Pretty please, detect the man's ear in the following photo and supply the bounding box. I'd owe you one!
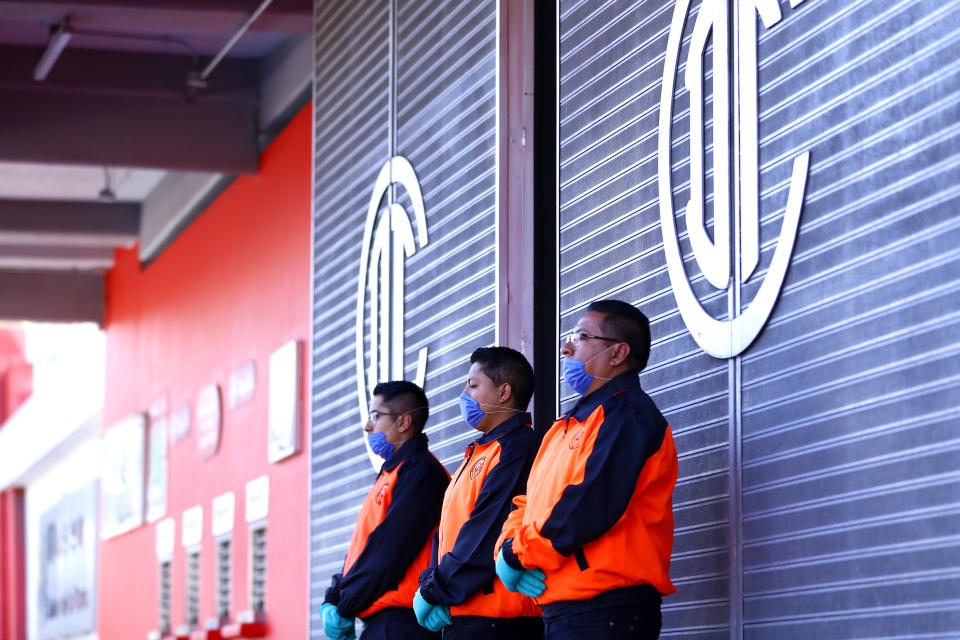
[608,342,631,368]
[498,383,513,407]
[396,412,413,434]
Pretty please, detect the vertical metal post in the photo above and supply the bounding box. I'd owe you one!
[388,0,397,162]
[729,0,744,637]
[494,0,502,346]
[387,0,398,383]
[553,0,561,419]
[496,0,537,356]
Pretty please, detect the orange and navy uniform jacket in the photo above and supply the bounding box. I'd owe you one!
[496,372,678,606]
[324,431,450,620]
[418,412,541,619]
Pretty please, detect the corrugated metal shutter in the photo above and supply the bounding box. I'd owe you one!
[310,2,389,634]
[394,0,498,466]
[310,0,497,636]
[559,1,733,638]
[738,0,960,637]
[559,0,960,638]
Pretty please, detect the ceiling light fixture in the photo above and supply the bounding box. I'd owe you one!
[34,21,72,82]
[98,167,116,203]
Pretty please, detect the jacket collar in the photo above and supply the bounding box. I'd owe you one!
[568,371,640,422]
[381,430,429,473]
[475,411,533,446]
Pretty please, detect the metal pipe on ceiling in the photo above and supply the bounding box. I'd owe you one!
[33,22,72,81]
[199,0,276,82]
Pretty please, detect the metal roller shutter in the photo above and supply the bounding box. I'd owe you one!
[559,0,960,638]
[738,0,960,637]
[310,0,497,636]
[395,0,498,466]
[559,1,732,638]
[310,2,390,634]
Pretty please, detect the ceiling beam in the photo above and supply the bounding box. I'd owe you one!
[259,33,311,137]
[0,88,259,173]
[0,1,313,34]
[0,199,139,245]
[137,34,312,263]
[139,171,232,262]
[0,45,259,100]
[0,270,103,324]
[0,245,115,270]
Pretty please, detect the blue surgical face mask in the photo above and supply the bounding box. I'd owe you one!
[459,391,522,429]
[459,391,486,428]
[367,431,395,459]
[562,345,616,395]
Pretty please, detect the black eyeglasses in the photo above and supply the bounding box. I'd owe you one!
[367,406,427,424]
[367,410,401,424]
[563,330,622,347]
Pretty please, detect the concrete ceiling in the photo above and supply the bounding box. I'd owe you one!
[0,162,166,201]
[0,0,314,323]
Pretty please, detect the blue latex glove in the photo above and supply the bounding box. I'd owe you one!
[423,602,451,632]
[496,548,546,598]
[321,602,356,640]
[412,589,432,626]
[413,588,451,631]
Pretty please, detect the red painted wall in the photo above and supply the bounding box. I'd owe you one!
[0,488,26,640]
[99,104,312,640]
[0,329,32,426]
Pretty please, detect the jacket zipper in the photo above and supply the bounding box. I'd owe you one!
[452,443,476,488]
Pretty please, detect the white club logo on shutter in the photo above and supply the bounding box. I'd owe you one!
[658,0,810,359]
[355,156,429,468]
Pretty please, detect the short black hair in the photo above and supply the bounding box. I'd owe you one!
[470,346,535,410]
[586,299,652,372]
[372,380,429,433]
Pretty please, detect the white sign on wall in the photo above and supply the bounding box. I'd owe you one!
[181,505,203,548]
[170,403,192,445]
[229,361,257,409]
[268,340,302,463]
[145,418,167,523]
[37,482,99,640]
[100,413,146,540]
[211,492,235,538]
[658,0,810,359]
[155,518,175,559]
[196,384,222,460]
[245,476,269,523]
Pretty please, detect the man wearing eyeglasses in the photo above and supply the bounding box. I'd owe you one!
[494,300,678,640]
[322,381,450,640]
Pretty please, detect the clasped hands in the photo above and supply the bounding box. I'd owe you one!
[413,589,452,631]
[495,548,546,598]
[412,547,548,634]
[320,603,355,640]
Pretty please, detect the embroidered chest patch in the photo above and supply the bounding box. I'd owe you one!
[469,456,487,479]
[569,426,586,450]
[375,480,391,505]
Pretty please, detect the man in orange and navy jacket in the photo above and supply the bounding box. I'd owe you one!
[322,381,450,640]
[414,347,542,639]
[495,300,678,640]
